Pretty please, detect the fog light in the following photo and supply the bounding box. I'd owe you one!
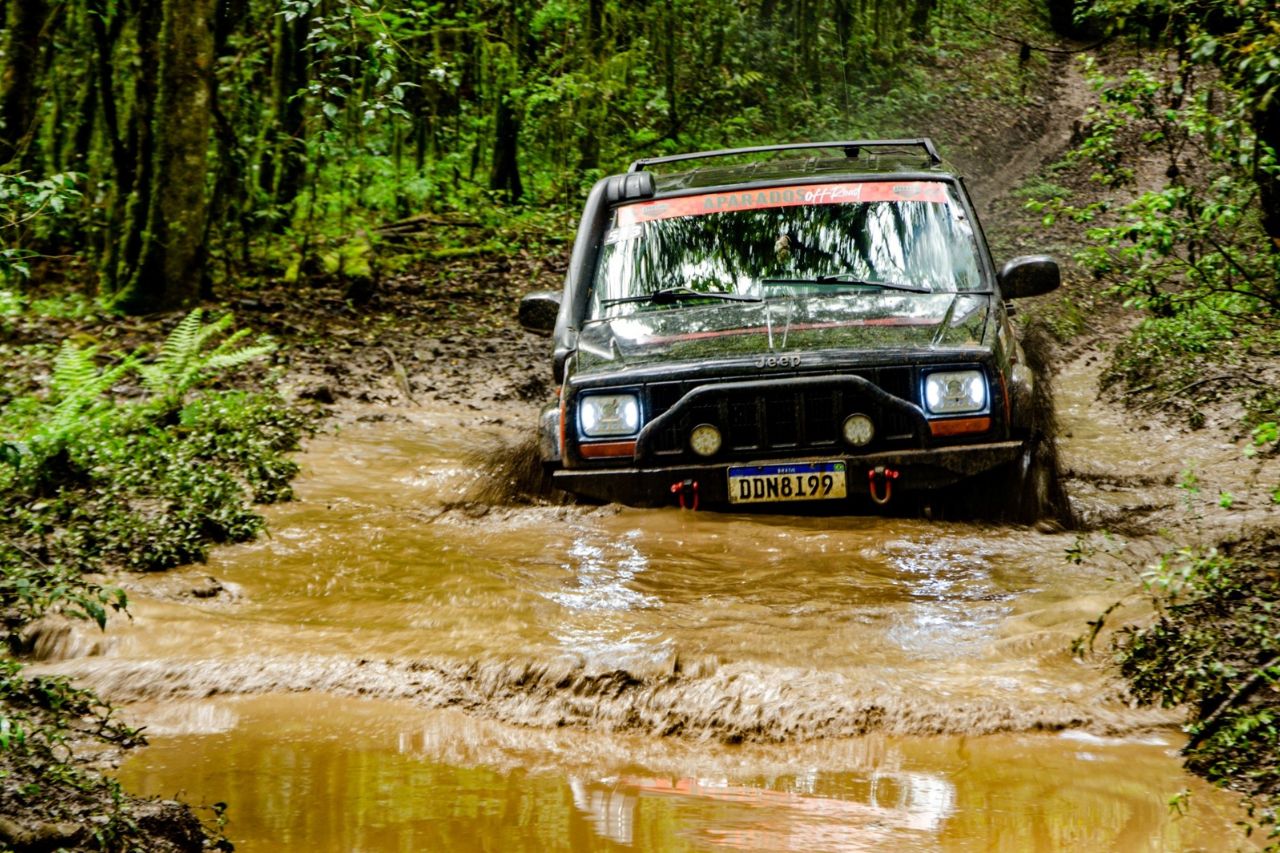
[842,413,875,447]
[689,423,722,457]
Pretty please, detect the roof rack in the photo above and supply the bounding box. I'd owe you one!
[627,138,941,173]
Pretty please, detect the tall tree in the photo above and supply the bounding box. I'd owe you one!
[111,0,217,312]
[0,0,50,164]
[263,5,312,210]
[489,0,524,202]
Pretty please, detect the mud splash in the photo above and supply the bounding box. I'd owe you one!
[464,432,560,505]
[43,651,1177,744]
[36,417,1160,745]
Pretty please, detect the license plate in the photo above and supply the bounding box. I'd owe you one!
[727,462,847,504]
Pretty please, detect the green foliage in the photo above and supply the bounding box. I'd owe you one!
[0,658,190,850]
[1026,293,1093,342]
[0,659,142,757]
[1099,302,1238,392]
[5,0,1061,293]
[0,312,303,623]
[1112,541,1280,846]
[1082,0,1280,120]
[0,549,128,650]
[137,309,275,407]
[1043,48,1279,413]
[0,172,83,283]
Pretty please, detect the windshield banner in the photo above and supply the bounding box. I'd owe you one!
[616,181,949,226]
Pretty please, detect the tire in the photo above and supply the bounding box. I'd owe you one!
[976,431,1071,526]
[930,418,1072,525]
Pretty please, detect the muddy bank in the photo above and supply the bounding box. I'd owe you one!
[0,770,207,853]
[0,663,221,853]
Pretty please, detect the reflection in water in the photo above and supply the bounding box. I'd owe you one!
[886,541,1013,660]
[576,770,956,851]
[116,695,1254,853]
[571,778,636,846]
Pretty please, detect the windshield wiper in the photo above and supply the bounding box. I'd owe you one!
[601,287,763,307]
[760,274,931,294]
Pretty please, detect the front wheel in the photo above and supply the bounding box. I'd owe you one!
[985,434,1072,526]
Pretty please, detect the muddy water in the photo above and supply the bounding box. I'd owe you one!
[118,694,1245,852]
[36,410,1253,848]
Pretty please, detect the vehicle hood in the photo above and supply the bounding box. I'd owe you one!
[574,293,991,373]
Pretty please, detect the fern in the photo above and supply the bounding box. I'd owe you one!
[44,342,135,439]
[138,309,275,403]
[50,341,132,404]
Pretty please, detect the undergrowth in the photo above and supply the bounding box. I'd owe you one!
[1110,537,1280,848]
[1025,55,1280,432]
[1,309,304,621]
[0,308,300,850]
[0,657,219,851]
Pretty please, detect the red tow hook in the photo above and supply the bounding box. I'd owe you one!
[671,479,700,511]
[868,466,900,506]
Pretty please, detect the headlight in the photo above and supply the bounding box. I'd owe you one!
[924,370,987,415]
[579,393,641,437]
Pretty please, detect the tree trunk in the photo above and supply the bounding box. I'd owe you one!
[88,0,126,181]
[204,0,251,275]
[112,0,163,295]
[577,0,604,171]
[910,0,935,39]
[662,0,678,137]
[489,94,523,202]
[112,0,216,313]
[836,0,852,109]
[0,0,49,164]
[262,7,311,210]
[65,74,96,173]
[1256,106,1280,252]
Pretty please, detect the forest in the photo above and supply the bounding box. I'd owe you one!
[1,0,1278,849]
[2,0,994,310]
[1,0,1276,318]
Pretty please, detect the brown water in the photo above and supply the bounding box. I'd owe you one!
[118,694,1244,852]
[33,408,1254,849]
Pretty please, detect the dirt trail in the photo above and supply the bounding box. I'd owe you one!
[34,38,1269,730]
[966,52,1097,220]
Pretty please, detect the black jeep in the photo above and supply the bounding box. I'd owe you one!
[519,140,1061,517]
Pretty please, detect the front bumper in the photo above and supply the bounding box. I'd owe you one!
[553,441,1024,506]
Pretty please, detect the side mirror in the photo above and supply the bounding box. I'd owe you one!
[998,255,1060,299]
[518,290,562,336]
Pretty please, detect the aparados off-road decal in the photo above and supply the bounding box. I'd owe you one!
[615,181,949,226]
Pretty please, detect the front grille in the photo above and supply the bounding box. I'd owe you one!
[645,371,919,459]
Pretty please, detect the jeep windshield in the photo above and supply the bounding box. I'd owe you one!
[588,180,985,322]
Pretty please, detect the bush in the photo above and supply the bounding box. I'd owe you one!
[0,308,296,849]
[1037,55,1280,412]
[1112,538,1280,847]
[0,309,305,646]
[0,657,215,851]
